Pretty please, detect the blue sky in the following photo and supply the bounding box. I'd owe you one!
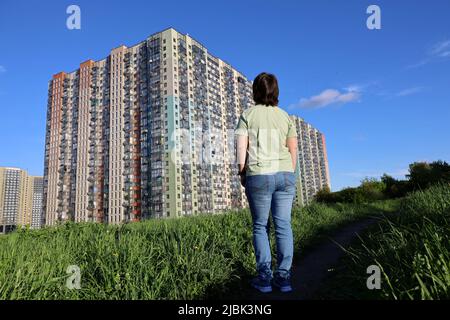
[0,0,449,191]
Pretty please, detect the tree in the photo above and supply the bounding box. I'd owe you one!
[408,160,450,189]
[315,186,334,203]
[359,177,385,201]
[430,160,450,184]
[407,162,433,189]
[381,174,410,198]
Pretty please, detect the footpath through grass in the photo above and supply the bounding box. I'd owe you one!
[0,200,397,300]
[315,183,450,300]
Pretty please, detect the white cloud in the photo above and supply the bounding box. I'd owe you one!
[344,84,363,93]
[290,88,361,109]
[430,40,450,56]
[342,168,409,179]
[0,65,6,73]
[406,59,430,69]
[342,171,382,179]
[385,169,410,178]
[396,86,424,97]
[407,39,450,69]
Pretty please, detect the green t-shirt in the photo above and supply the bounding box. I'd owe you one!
[235,104,297,176]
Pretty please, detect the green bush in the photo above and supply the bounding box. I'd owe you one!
[315,179,385,204]
[316,160,450,205]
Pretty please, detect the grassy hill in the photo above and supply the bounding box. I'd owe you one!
[0,201,397,300]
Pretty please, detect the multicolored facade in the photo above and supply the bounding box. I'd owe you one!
[43,28,253,225]
[43,28,330,225]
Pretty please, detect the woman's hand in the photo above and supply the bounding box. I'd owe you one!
[240,173,246,188]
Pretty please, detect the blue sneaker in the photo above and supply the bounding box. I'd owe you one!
[250,276,272,293]
[273,275,292,292]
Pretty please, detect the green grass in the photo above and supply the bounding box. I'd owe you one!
[0,200,397,300]
[315,183,450,300]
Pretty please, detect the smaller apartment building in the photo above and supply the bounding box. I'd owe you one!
[291,116,331,206]
[0,167,43,233]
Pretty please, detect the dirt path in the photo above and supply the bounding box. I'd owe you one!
[244,217,380,300]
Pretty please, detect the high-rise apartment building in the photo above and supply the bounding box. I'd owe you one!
[0,167,43,233]
[43,28,330,225]
[43,28,253,225]
[292,116,331,206]
[31,177,44,229]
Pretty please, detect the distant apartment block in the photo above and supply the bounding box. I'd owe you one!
[0,167,43,233]
[292,116,331,206]
[31,177,44,229]
[43,27,330,225]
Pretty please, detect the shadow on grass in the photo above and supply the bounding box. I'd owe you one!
[201,260,252,300]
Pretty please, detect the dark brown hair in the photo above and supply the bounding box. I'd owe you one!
[252,72,279,106]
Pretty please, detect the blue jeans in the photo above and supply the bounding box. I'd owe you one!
[245,171,296,280]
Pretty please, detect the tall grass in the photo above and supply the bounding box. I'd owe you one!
[317,184,450,300]
[0,201,396,300]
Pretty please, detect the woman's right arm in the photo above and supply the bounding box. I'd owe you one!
[236,135,248,175]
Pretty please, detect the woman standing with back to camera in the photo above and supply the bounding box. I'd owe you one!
[235,72,298,293]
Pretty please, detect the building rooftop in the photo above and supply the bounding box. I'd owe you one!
[52,27,249,81]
